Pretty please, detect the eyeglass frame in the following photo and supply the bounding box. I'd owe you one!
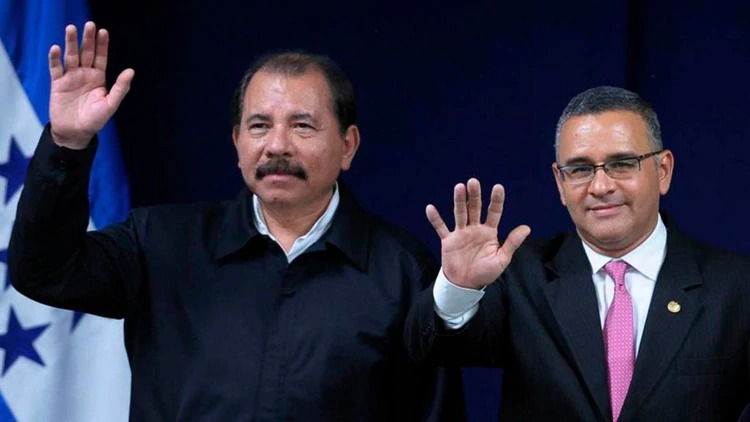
[555,150,665,184]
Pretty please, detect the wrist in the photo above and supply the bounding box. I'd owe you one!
[50,130,93,150]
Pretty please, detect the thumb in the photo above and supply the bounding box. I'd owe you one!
[501,225,531,258]
[107,68,134,111]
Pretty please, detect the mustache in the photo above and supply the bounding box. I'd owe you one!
[255,158,307,180]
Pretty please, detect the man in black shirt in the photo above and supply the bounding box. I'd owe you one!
[9,21,463,421]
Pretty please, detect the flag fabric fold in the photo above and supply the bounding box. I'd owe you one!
[0,1,131,421]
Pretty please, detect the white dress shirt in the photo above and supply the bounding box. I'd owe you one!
[253,182,340,263]
[434,215,667,356]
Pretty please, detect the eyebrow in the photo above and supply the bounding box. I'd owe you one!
[244,112,319,126]
[289,112,316,121]
[563,152,640,166]
[244,114,271,125]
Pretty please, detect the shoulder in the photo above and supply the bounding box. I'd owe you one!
[366,214,436,265]
[334,184,435,267]
[129,200,231,225]
[324,200,438,292]
[118,199,238,243]
[663,227,750,299]
[513,231,576,262]
[677,233,750,273]
[662,213,750,271]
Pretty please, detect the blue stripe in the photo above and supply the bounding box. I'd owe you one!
[0,391,15,422]
[0,2,131,417]
[0,0,130,226]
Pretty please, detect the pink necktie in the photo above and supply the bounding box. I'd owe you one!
[603,260,634,422]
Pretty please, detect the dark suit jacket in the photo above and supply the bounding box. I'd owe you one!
[405,220,750,421]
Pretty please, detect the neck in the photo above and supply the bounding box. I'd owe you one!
[259,191,333,252]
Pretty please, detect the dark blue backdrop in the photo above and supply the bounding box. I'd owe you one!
[87,1,750,420]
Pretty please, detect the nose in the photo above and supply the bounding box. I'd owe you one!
[265,128,293,157]
[587,166,616,196]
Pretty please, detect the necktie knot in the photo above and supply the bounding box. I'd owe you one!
[604,260,629,287]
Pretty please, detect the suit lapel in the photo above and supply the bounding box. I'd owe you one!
[618,228,704,420]
[543,234,610,421]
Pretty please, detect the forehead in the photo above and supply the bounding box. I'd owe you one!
[243,70,333,115]
[558,110,651,159]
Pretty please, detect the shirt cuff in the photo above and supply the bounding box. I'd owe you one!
[432,268,485,330]
[34,124,99,183]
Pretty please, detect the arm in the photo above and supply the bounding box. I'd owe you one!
[405,178,530,365]
[9,128,143,318]
[8,22,139,318]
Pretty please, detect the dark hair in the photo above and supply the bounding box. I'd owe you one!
[554,86,662,158]
[231,51,357,134]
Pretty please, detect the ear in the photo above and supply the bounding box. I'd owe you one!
[656,149,674,195]
[232,125,240,147]
[340,125,361,171]
[552,162,567,206]
[232,125,242,167]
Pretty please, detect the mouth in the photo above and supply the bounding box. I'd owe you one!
[588,203,624,217]
[261,173,303,181]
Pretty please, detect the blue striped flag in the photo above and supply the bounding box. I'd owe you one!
[0,2,131,421]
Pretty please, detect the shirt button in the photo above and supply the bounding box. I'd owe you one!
[57,160,68,170]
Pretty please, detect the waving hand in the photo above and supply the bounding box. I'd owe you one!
[426,178,531,289]
[49,21,134,149]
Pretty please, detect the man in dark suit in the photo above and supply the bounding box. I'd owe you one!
[405,86,750,421]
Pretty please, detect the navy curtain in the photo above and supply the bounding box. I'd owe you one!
[89,1,750,420]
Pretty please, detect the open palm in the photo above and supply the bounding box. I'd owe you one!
[427,178,530,289]
[49,22,133,149]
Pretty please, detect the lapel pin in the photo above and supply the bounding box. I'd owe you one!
[667,301,681,313]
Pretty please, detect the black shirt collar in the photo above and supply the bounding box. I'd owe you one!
[214,181,370,272]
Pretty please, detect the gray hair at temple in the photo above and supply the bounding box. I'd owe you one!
[231,51,357,135]
[554,86,663,160]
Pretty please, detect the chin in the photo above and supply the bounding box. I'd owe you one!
[592,233,636,253]
[581,222,629,243]
[258,193,299,205]
[249,185,288,200]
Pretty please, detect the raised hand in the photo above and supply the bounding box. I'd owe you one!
[48,21,134,149]
[426,178,531,289]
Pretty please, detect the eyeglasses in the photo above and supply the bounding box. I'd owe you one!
[556,150,664,184]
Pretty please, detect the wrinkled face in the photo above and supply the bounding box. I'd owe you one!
[232,70,359,211]
[552,110,674,257]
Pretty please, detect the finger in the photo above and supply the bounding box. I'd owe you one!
[500,224,531,260]
[93,28,109,71]
[63,24,80,69]
[49,45,64,80]
[453,183,467,229]
[466,178,482,225]
[106,68,135,111]
[79,21,97,67]
[426,204,450,240]
[485,184,505,228]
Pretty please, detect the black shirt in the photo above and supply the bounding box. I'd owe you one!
[10,128,465,421]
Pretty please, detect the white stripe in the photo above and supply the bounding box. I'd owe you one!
[0,40,131,422]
